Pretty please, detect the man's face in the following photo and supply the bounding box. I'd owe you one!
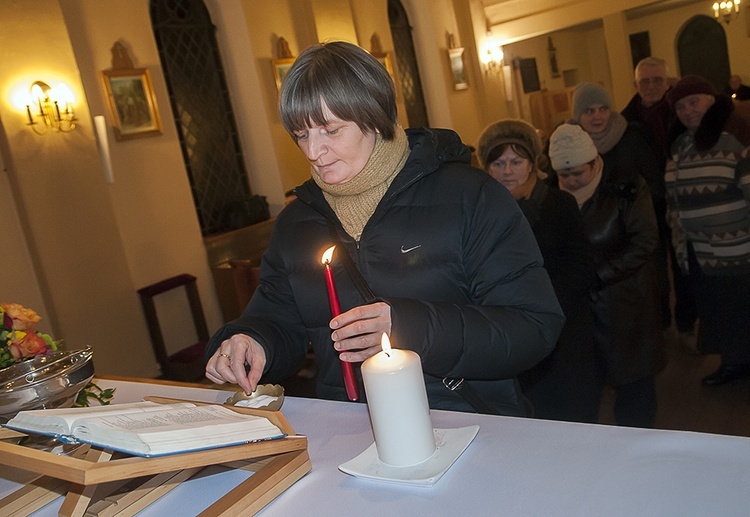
[635,65,669,107]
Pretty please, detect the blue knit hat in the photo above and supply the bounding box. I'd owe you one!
[572,82,612,122]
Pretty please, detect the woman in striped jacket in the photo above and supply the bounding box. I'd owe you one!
[666,75,750,386]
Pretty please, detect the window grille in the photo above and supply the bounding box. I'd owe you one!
[388,0,429,129]
[150,0,268,236]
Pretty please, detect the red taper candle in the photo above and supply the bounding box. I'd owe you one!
[322,246,359,401]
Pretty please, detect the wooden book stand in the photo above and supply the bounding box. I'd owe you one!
[0,398,311,516]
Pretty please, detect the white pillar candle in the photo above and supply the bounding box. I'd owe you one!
[361,334,436,466]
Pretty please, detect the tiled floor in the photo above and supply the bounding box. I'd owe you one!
[598,330,750,437]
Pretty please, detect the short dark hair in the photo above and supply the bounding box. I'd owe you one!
[485,142,534,169]
[279,41,397,141]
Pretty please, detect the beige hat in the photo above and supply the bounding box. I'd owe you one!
[548,124,598,171]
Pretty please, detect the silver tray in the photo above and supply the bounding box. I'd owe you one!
[0,347,94,422]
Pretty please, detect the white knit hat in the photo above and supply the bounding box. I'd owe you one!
[548,124,598,171]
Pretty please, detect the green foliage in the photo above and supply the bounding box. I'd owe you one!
[75,381,115,407]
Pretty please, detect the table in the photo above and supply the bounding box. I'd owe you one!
[2,377,749,516]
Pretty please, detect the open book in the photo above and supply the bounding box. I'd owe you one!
[3,401,285,457]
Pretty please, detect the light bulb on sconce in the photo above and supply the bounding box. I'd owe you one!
[713,0,741,24]
[481,34,504,74]
[25,80,77,135]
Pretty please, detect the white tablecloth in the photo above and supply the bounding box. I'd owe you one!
[2,378,749,516]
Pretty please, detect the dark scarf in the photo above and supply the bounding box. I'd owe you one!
[637,96,672,163]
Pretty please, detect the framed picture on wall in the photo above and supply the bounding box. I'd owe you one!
[272,58,296,92]
[101,68,162,141]
[448,48,468,90]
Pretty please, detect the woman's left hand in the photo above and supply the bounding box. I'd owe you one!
[330,301,391,362]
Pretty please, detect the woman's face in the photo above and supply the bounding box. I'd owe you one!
[558,162,596,192]
[673,94,715,130]
[579,104,611,134]
[487,147,532,193]
[294,103,377,185]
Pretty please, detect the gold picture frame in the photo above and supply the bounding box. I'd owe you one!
[102,68,162,141]
[448,48,468,91]
[272,58,296,92]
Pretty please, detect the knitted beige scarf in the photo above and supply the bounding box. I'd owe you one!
[588,111,627,154]
[312,126,410,241]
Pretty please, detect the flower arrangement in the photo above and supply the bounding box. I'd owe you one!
[0,302,58,369]
[0,302,114,406]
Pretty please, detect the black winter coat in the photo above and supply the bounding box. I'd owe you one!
[517,180,599,423]
[580,167,665,385]
[207,128,565,415]
[602,122,663,201]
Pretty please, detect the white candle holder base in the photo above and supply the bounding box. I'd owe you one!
[338,426,479,487]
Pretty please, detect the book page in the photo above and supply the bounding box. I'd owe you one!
[72,405,284,456]
[4,402,196,438]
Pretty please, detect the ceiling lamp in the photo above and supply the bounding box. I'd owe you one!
[713,0,741,24]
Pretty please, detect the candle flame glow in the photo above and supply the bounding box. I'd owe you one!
[381,333,392,356]
[321,245,336,265]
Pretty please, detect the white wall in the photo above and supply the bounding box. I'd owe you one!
[0,134,49,322]
[0,0,159,376]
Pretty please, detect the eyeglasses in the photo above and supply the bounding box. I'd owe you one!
[637,77,666,87]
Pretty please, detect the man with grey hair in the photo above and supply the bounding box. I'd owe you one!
[622,56,698,351]
[623,57,672,180]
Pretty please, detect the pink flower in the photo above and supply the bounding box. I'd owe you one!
[8,342,21,361]
[1,303,41,331]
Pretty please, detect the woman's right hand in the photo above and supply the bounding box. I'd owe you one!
[205,334,266,395]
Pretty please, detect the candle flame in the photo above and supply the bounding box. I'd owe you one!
[321,245,336,265]
[381,333,392,355]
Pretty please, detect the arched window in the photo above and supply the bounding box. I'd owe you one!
[150,0,268,236]
[676,15,730,91]
[388,0,429,128]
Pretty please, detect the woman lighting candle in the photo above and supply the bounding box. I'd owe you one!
[204,41,563,417]
[362,333,435,466]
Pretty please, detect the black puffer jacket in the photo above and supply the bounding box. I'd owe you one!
[580,167,665,385]
[207,128,565,415]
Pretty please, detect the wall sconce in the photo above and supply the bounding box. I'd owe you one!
[713,0,741,24]
[481,35,504,74]
[25,80,77,135]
